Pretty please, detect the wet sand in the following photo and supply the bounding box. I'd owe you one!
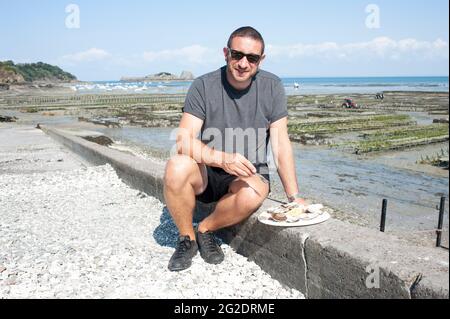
[363,142,448,178]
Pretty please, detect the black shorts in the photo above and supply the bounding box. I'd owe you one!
[196,165,270,204]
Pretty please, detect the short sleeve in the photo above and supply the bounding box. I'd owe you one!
[182,78,206,121]
[270,80,288,124]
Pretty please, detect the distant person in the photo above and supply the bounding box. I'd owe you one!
[163,26,306,271]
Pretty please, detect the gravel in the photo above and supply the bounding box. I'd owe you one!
[0,125,304,299]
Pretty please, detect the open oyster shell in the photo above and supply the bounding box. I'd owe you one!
[267,203,324,223]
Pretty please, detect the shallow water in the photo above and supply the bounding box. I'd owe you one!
[399,111,440,125]
[292,146,448,231]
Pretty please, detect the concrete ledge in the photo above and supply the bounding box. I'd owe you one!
[41,125,449,299]
[219,212,449,299]
[41,125,166,202]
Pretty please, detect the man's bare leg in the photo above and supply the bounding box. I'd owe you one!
[198,175,269,233]
[163,154,207,241]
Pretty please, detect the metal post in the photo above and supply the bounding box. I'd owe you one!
[380,199,388,232]
[436,197,446,248]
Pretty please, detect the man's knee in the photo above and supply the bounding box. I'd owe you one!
[231,178,269,213]
[164,155,197,190]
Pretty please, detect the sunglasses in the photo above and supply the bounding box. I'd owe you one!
[228,48,262,64]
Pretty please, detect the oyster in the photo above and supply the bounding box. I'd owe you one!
[285,206,308,222]
[267,203,324,223]
[270,213,288,222]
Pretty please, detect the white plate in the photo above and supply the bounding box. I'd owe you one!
[258,208,331,227]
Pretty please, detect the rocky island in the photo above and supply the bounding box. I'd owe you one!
[120,71,194,82]
[0,61,77,91]
[0,61,77,84]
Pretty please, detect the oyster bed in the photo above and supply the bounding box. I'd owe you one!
[1,91,447,151]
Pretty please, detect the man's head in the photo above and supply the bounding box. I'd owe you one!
[224,26,266,89]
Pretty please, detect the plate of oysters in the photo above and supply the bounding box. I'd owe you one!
[258,202,330,227]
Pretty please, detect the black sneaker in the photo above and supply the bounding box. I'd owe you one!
[168,236,198,272]
[196,230,224,265]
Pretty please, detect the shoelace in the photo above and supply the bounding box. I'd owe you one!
[201,233,219,252]
[174,238,191,258]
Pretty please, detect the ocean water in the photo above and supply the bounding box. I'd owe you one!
[72,76,449,95]
[282,76,449,95]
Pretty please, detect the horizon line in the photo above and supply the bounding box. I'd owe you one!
[279,75,449,78]
[81,75,450,81]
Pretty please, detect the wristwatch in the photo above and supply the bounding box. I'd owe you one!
[287,192,301,203]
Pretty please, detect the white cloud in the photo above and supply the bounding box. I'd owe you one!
[267,37,449,61]
[143,45,221,65]
[62,48,112,63]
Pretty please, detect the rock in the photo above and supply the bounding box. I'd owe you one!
[433,118,449,124]
[179,71,194,80]
[91,119,121,128]
[0,68,25,84]
[437,157,449,169]
[0,115,18,122]
[77,117,121,128]
[121,71,194,82]
[82,135,114,146]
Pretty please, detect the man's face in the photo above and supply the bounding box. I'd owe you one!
[224,36,265,84]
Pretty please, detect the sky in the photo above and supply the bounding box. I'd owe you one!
[0,0,448,80]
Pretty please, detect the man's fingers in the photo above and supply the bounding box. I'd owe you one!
[232,167,250,177]
[235,161,253,176]
[224,164,249,177]
[242,159,256,174]
[235,154,256,175]
[223,153,255,177]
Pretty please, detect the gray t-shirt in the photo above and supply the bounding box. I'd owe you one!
[182,66,288,173]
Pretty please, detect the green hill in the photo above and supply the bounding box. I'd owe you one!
[0,61,77,84]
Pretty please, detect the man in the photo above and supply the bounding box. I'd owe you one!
[164,26,305,272]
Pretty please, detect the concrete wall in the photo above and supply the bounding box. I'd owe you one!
[41,125,449,299]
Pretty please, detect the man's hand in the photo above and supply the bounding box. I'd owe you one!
[221,153,256,177]
[293,197,307,207]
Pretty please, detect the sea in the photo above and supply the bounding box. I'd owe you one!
[71,76,449,95]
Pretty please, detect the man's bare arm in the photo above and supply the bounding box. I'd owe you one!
[270,117,305,204]
[177,113,256,177]
[176,113,222,166]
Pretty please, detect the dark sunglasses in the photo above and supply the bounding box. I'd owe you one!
[228,48,262,64]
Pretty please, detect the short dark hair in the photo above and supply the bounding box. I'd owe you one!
[227,26,265,54]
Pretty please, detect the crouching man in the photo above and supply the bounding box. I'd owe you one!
[164,26,305,271]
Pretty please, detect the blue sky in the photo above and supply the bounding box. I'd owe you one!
[1,0,448,80]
